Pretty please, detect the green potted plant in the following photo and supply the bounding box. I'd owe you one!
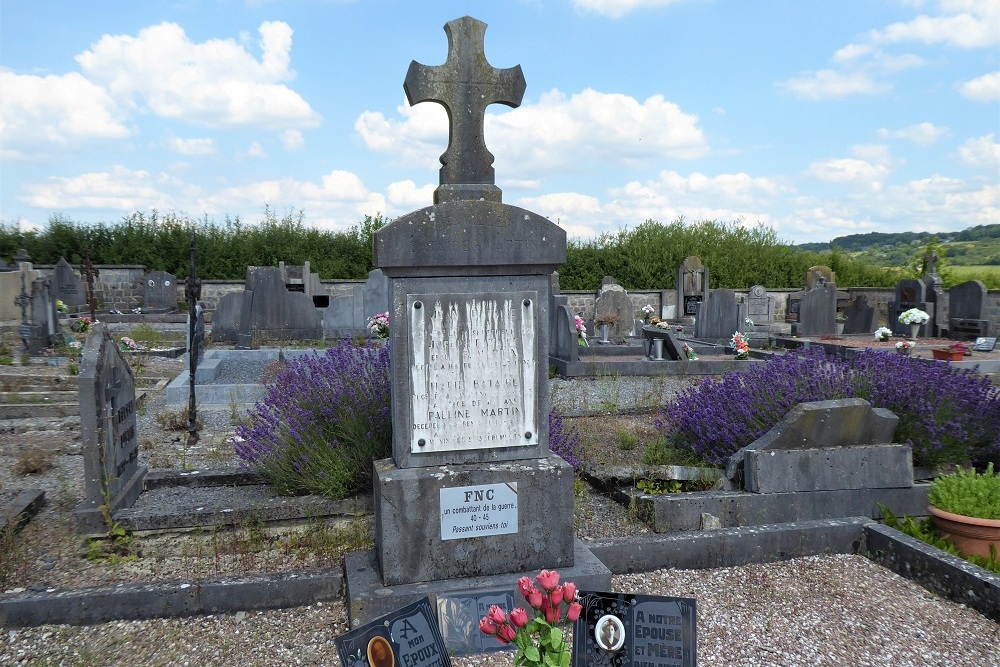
[927,463,1000,559]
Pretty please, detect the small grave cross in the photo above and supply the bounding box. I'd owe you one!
[80,247,99,321]
[404,15,525,201]
[185,230,201,447]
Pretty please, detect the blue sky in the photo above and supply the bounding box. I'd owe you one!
[1,0,997,245]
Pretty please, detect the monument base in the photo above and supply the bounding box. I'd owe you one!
[374,456,574,586]
[72,464,148,534]
[345,538,612,628]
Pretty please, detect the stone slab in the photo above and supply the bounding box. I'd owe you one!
[0,488,46,534]
[861,523,1000,623]
[744,444,913,494]
[345,538,611,628]
[374,456,574,585]
[614,483,931,532]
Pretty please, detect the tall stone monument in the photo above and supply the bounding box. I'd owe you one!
[347,16,609,626]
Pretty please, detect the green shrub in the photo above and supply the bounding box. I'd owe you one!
[928,463,1000,520]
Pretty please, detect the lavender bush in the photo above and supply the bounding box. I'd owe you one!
[549,412,584,471]
[657,348,999,469]
[236,341,391,498]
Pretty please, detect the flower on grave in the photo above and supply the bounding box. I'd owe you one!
[367,311,390,338]
[682,342,699,361]
[55,300,67,313]
[574,315,588,346]
[655,320,670,330]
[899,308,930,325]
[68,340,82,349]
[641,304,654,320]
[731,331,750,360]
[948,342,970,355]
[744,317,755,328]
[120,336,140,351]
[895,340,916,354]
[481,569,581,667]
[874,327,892,342]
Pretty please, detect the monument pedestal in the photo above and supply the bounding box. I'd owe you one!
[374,456,575,586]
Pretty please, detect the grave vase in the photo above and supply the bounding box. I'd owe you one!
[928,505,1000,560]
[909,323,920,340]
[600,323,610,343]
[652,338,664,360]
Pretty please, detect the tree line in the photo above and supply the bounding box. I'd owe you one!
[1,211,908,289]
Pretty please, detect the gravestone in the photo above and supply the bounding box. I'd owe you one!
[548,272,570,357]
[746,285,770,323]
[336,598,453,667]
[841,295,878,335]
[142,271,177,311]
[642,326,685,361]
[552,305,580,362]
[572,591,697,666]
[805,265,835,290]
[948,280,989,340]
[187,304,206,366]
[323,269,390,338]
[212,266,323,345]
[796,280,838,336]
[348,16,610,624]
[437,590,516,656]
[0,262,40,321]
[724,399,907,494]
[693,288,741,339]
[676,256,709,319]
[74,323,147,533]
[28,277,60,353]
[594,280,634,338]
[889,279,928,337]
[54,257,86,309]
[921,250,945,337]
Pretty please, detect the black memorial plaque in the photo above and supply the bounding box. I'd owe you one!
[336,598,452,667]
[683,296,702,316]
[572,591,696,667]
[437,589,516,656]
[973,336,997,352]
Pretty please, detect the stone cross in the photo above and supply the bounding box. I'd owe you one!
[185,230,201,446]
[404,15,525,203]
[80,247,99,321]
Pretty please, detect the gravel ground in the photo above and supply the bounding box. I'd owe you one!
[2,350,999,665]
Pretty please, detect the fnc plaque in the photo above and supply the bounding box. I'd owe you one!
[409,292,537,453]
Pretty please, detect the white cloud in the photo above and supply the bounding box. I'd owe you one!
[280,129,305,150]
[76,21,320,129]
[806,145,893,192]
[18,166,173,210]
[385,180,436,209]
[959,71,1000,101]
[165,137,217,155]
[876,122,949,145]
[357,88,708,179]
[776,70,890,100]
[0,70,129,156]
[244,142,268,159]
[570,0,689,19]
[869,1,1000,48]
[956,134,1000,170]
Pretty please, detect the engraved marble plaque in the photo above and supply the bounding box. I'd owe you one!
[440,482,518,540]
[409,292,537,453]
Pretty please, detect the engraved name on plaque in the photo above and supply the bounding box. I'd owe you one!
[409,291,537,453]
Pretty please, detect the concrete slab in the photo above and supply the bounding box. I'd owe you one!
[344,539,612,628]
[0,488,46,534]
[745,444,913,493]
[613,483,931,532]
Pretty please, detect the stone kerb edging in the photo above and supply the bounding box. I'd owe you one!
[3,517,998,627]
[0,489,46,534]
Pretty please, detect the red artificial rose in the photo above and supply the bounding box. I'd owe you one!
[496,623,517,644]
[563,582,577,602]
[551,586,564,606]
[509,607,529,628]
[479,617,496,635]
[517,576,534,598]
[536,569,560,591]
[544,604,561,624]
[487,604,507,625]
[567,602,583,622]
[528,589,543,609]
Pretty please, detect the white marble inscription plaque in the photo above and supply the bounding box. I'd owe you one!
[440,483,518,540]
[409,292,537,454]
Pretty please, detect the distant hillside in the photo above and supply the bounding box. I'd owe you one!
[796,224,1000,266]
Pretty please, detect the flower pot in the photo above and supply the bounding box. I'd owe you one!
[928,505,1000,560]
[909,323,920,340]
[931,349,963,361]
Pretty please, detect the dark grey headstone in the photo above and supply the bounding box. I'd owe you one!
[949,280,986,319]
[437,590,515,656]
[594,283,634,338]
[28,278,59,353]
[74,323,147,532]
[573,591,697,666]
[143,271,177,311]
[212,267,323,344]
[335,598,453,667]
[890,279,928,336]
[693,288,738,339]
[842,295,877,334]
[676,256,708,319]
[54,257,85,308]
[362,268,389,321]
[553,305,580,362]
[797,282,838,336]
[895,278,925,304]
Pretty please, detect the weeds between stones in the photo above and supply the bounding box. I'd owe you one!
[13,446,55,475]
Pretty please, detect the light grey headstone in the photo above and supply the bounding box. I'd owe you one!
[54,257,85,308]
[747,285,770,322]
[553,304,579,362]
[805,265,835,290]
[797,281,838,336]
[74,323,147,532]
[143,271,177,311]
[362,269,389,321]
[187,304,206,366]
[28,278,58,353]
[593,283,634,338]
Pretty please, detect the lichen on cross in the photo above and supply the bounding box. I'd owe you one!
[404,16,525,204]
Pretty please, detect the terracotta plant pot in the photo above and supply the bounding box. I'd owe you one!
[928,505,1000,559]
[931,349,964,361]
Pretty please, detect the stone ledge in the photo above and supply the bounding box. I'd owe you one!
[0,488,46,534]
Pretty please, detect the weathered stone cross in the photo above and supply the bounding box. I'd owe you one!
[404,15,525,203]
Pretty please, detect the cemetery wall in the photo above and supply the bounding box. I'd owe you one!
[35,264,145,312]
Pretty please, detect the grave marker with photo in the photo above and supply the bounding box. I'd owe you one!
[335,598,453,667]
[143,270,178,312]
[676,256,708,319]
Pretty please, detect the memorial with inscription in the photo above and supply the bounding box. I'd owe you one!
[336,598,452,667]
[345,15,610,626]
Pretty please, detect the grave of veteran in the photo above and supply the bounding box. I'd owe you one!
[142,270,177,312]
[73,322,147,533]
[675,256,708,319]
[948,279,989,340]
[54,257,86,310]
[346,15,611,626]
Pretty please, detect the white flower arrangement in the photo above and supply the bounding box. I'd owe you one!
[641,304,654,317]
[367,311,390,338]
[874,327,892,341]
[898,308,929,325]
[895,340,916,354]
[574,314,588,346]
